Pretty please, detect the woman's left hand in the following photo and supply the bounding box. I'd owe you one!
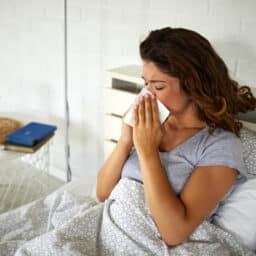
[133,94,163,157]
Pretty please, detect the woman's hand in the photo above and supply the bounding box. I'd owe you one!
[133,94,163,156]
[119,109,133,149]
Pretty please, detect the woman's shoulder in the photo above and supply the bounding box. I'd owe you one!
[177,126,241,156]
[194,127,248,181]
[196,127,244,166]
[199,127,240,148]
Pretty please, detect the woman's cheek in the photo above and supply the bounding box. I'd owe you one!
[157,96,170,107]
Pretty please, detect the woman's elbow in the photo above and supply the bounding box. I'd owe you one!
[97,195,106,203]
[164,238,184,247]
[162,233,187,247]
[96,185,110,202]
[96,188,107,202]
[96,178,106,202]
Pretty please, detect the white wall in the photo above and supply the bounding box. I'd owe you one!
[0,0,255,180]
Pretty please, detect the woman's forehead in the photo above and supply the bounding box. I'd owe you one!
[142,62,178,83]
[142,62,167,78]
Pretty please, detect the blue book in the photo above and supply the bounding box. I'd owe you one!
[6,122,57,147]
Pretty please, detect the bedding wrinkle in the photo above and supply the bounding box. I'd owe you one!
[0,178,254,255]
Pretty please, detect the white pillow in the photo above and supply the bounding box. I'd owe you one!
[213,178,256,251]
[213,127,256,251]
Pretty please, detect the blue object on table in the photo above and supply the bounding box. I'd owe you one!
[6,122,57,147]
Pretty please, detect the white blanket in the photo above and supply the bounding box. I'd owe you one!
[0,178,255,255]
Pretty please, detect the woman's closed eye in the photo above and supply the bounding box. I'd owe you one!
[154,83,166,90]
[155,86,164,90]
[143,81,166,91]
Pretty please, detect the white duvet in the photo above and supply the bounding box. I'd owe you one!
[0,178,255,256]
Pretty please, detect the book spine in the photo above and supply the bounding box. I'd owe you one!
[6,137,35,147]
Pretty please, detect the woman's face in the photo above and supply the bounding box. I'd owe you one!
[142,61,191,115]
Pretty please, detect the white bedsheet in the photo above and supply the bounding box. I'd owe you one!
[0,178,255,255]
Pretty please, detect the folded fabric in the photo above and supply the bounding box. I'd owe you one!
[6,122,57,147]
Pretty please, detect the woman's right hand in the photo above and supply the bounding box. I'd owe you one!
[119,109,133,148]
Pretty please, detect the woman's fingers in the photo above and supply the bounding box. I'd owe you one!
[133,104,139,126]
[144,94,153,124]
[138,96,145,124]
[151,96,160,124]
[133,95,157,126]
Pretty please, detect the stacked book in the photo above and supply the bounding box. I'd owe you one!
[4,122,57,153]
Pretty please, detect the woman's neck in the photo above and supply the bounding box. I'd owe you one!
[166,104,206,130]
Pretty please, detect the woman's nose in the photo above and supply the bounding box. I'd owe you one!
[145,83,153,93]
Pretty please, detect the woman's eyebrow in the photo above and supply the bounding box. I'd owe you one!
[141,76,167,83]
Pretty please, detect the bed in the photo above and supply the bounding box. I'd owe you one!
[0,109,256,255]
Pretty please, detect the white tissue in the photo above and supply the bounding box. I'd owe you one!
[124,88,170,127]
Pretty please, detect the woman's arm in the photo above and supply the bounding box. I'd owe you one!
[133,94,238,246]
[96,113,133,202]
[96,140,132,202]
[138,150,238,246]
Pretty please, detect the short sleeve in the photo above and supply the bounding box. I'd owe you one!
[197,130,247,177]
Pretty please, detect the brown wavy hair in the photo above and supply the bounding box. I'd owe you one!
[140,27,256,136]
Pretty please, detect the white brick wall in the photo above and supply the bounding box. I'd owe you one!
[0,0,255,180]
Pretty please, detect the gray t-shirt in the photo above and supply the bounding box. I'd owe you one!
[121,126,247,221]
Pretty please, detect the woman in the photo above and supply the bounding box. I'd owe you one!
[97,27,256,246]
